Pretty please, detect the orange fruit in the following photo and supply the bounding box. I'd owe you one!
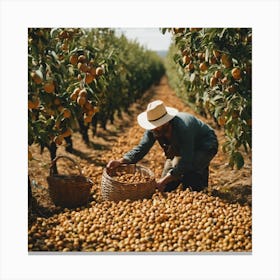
[33,98,40,109]
[212,50,220,59]
[78,62,89,73]
[31,70,43,85]
[78,55,87,63]
[28,100,35,110]
[77,96,86,106]
[210,77,218,87]
[183,55,191,65]
[214,70,223,79]
[86,109,95,117]
[83,114,93,123]
[197,52,205,62]
[63,108,71,118]
[209,56,217,65]
[199,62,208,72]
[61,43,68,51]
[54,135,63,145]
[69,54,78,65]
[44,82,55,94]
[186,62,194,71]
[78,89,87,98]
[221,54,232,68]
[231,67,242,80]
[70,88,80,101]
[85,73,94,84]
[59,30,68,39]
[90,67,97,76]
[96,67,104,76]
[218,116,226,126]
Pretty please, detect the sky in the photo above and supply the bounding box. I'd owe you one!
[115,28,172,51]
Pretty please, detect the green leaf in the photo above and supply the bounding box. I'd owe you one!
[233,151,244,169]
[160,28,167,34]
[190,73,196,83]
[173,53,181,63]
[50,28,59,38]
[205,48,209,62]
[214,106,223,118]
[219,28,227,39]
[51,50,58,61]
[212,95,224,102]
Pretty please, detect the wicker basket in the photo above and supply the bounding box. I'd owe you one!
[101,164,156,202]
[47,155,93,208]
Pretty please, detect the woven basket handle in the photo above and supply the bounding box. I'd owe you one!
[50,155,82,176]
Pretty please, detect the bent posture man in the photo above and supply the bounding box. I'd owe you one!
[107,100,218,192]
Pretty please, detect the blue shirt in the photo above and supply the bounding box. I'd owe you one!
[123,112,217,178]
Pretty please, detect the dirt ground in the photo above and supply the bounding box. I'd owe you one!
[28,75,252,218]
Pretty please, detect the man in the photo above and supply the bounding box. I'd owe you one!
[107,100,218,192]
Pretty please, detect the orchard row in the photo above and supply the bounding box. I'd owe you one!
[28,28,165,160]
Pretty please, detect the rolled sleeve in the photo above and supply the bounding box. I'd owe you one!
[123,130,155,163]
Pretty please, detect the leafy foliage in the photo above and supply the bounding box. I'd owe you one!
[28,28,165,154]
[162,28,252,169]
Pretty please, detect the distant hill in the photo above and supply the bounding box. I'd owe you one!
[156,50,168,58]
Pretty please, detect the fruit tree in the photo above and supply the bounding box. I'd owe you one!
[161,28,252,169]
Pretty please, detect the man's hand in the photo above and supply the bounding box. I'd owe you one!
[156,173,176,192]
[156,181,166,192]
[106,158,129,170]
[107,160,121,170]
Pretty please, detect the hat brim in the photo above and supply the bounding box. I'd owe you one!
[137,107,178,130]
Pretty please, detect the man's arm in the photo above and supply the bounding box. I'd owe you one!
[156,173,177,192]
[107,130,155,169]
[123,130,156,163]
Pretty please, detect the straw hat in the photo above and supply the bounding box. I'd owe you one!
[137,100,178,130]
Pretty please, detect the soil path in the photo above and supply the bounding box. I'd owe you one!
[29,75,252,215]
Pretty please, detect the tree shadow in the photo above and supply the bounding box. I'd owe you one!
[68,148,106,167]
[28,194,98,222]
[95,130,119,141]
[210,184,252,207]
[86,141,110,151]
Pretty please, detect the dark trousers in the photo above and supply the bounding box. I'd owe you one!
[162,146,218,192]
